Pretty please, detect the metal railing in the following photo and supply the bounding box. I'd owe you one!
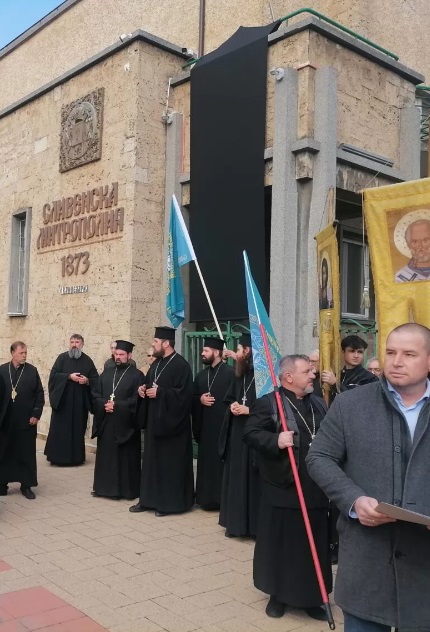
[183,321,250,378]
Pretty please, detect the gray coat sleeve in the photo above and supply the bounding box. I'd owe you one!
[306,396,367,517]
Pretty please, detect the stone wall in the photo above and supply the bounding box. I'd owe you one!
[0,41,183,436]
[172,26,416,182]
[1,0,428,115]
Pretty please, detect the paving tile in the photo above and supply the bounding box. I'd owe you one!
[0,621,29,631]
[19,605,85,630]
[108,617,164,632]
[0,447,342,632]
[146,606,200,632]
[0,587,67,618]
[0,608,13,623]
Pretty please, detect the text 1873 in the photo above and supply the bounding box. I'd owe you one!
[61,252,90,277]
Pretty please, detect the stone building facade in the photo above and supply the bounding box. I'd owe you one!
[0,0,425,437]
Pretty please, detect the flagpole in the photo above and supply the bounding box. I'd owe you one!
[171,194,223,340]
[243,252,334,630]
[259,324,335,630]
[193,259,223,339]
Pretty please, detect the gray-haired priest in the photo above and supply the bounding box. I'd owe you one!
[243,354,331,622]
[130,326,194,517]
[91,340,144,500]
[0,342,44,499]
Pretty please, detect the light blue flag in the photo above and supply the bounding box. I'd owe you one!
[166,195,196,327]
[243,251,282,398]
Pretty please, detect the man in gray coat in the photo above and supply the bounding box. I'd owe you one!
[307,323,430,632]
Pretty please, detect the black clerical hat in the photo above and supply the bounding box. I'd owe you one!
[116,340,135,353]
[239,333,252,347]
[154,326,176,341]
[203,337,225,351]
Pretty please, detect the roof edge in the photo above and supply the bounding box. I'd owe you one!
[0,0,82,59]
[0,29,189,120]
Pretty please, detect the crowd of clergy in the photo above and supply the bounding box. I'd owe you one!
[2,322,429,632]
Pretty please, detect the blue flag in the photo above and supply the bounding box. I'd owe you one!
[243,251,282,398]
[166,195,196,327]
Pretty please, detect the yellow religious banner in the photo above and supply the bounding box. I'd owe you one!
[363,178,430,356]
[315,223,341,394]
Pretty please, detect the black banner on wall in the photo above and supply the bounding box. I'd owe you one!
[190,22,280,322]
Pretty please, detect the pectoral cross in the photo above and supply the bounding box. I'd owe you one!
[242,395,247,405]
[11,388,17,402]
[109,394,115,401]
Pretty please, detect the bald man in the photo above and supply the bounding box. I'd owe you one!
[307,323,430,632]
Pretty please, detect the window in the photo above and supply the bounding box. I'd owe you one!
[341,233,374,319]
[8,208,31,316]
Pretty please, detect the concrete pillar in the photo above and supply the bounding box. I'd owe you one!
[400,105,421,181]
[299,66,337,353]
[269,67,299,354]
[162,111,184,352]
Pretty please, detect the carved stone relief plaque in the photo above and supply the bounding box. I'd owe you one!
[59,88,104,172]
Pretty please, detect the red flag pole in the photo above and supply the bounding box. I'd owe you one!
[259,323,335,630]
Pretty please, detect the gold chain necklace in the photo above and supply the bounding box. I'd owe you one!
[9,362,26,402]
[285,396,316,445]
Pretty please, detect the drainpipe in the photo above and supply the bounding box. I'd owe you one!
[198,0,206,57]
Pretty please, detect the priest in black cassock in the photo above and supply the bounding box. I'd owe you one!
[130,326,194,516]
[218,333,259,537]
[91,340,144,500]
[0,342,44,499]
[192,337,235,510]
[45,334,98,466]
[243,354,332,622]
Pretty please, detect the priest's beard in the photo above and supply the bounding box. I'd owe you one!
[235,353,253,377]
[115,359,129,367]
[202,352,216,366]
[68,348,82,359]
[153,348,166,359]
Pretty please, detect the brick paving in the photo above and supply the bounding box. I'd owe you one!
[0,442,344,632]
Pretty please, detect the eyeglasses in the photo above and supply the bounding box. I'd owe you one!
[147,355,153,358]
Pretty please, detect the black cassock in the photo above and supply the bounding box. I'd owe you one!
[45,351,98,466]
[0,362,45,487]
[138,352,194,513]
[244,388,332,608]
[192,362,235,509]
[91,364,144,499]
[218,369,260,537]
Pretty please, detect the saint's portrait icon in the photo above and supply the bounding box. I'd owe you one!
[393,210,430,283]
[319,253,333,309]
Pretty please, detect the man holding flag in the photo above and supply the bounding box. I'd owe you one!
[244,355,331,621]
[241,251,334,626]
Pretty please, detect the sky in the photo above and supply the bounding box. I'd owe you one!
[0,0,64,49]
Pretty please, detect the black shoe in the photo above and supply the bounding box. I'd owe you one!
[155,510,172,517]
[225,531,235,538]
[20,487,36,500]
[129,503,147,513]
[0,485,8,496]
[265,596,285,618]
[91,491,100,497]
[305,606,328,622]
[200,503,220,511]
